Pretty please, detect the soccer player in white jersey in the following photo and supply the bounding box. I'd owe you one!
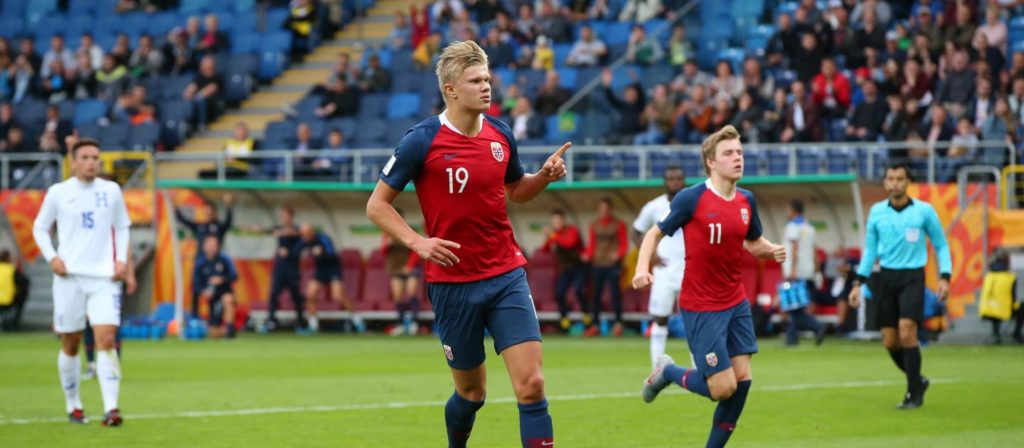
[632,166,686,368]
[33,138,131,426]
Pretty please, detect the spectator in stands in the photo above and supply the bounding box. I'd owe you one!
[410,5,431,49]
[742,58,775,104]
[510,95,545,141]
[937,49,976,108]
[290,122,322,170]
[782,80,823,142]
[981,97,1017,165]
[358,54,391,92]
[68,53,98,100]
[224,122,255,177]
[321,128,351,177]
[39,130,63,155]
[481,27,516,68]
[193,235,238,338]
[968,77,996,129]
[469,0,505,24]
[5,126,28,155]
[8,55,36,103]
[766,13,798,69]
[710,60,743,103]
[794,4,832,55]
[41,35,75,78]
[534,70,571,115]
[917,104,954,166]
[811,57,851,141]
[913,9,944,58]
[671,60,710,94]
[316,77,359,118]
[793,32,825,83]
[587,0,613,20]
[666,24,693,69]
[1010,52,1024,79]
[974,6,1007,56]
[76,33,103,71]
[850,6,885,68]
[883,94,911,142]
[431,0,465,24]
[17,38,41,74]
[846,80,888,141]
[944,3,977,49]
[447,9,480,43]
[709,97,734,133]
[109,34,132,67]
[42,105,72,151]
[827,1,855,59]
[514,4,538,43]
[412,32,442,70]
[387,11,412,50]
[0,53,10,102]
[185,16,202,49]
[566,24,606,68]
[536,0,571,43]
[851,0,892,27]
[626,25,663,66]
[731,91,762,142]
[183,55,224,130]
[602,68,645,144]
[675,84,712,144]
[0,103,16,143]
[0,249,30,332]
[162,27,195,75]
[117,0,176,13]
[942,116,978,181]
[0,37,12,65]
[129,34,164,78]
[40,59,71,103]
[543,209,588,332]
[96,54,129,101]
[583,197,628,337]
[635,84,674,145]
[197,14,231,56]
[881,30,906,64]
[532,36,555,71]
[619,0,661,22]
[901,58,934,106]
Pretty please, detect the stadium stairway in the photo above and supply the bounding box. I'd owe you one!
[162,1,411,179]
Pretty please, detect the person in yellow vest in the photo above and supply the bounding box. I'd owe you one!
[0,249,30,331]
[224,122,255,177]
[979,250,1019,344]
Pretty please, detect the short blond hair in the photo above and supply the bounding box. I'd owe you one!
[436,41,489,105]
[701,125,741,176]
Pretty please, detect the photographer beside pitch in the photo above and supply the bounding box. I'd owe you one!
[848,163,952,410]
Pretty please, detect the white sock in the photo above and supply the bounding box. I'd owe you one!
[309,316,319,331]
[58,351,83,413]
[96,350,121,413]
[650,323,669,369]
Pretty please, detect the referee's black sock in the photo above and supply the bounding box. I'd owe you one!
[887,348,906,373]
[903,346,922,396]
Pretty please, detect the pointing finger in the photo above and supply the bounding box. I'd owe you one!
[553,142,572,158]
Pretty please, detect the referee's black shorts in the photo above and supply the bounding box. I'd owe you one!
[875,268,925,327]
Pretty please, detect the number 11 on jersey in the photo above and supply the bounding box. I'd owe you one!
[446,167,469,194]
[708,223,721,244]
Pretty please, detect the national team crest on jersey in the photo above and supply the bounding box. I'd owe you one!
[443,344,454,361]
[705,352,718,367]
[741,208,749,225]
[490,141,504,162]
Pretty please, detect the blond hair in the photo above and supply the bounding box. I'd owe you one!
[436,41,489,105]
[700,125,741,176]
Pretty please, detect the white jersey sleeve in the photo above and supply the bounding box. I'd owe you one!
[111,183,131,263]
[32,183,62,262]
[633,200,659,234]
[37,178,132,278]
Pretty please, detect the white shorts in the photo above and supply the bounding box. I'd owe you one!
[649,269,682,318]
[53,275,122,333]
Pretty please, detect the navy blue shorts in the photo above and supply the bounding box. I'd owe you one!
[427,267,541,370]
[313,266,343,284]
[683,299,759,377]
[206,286,233,325]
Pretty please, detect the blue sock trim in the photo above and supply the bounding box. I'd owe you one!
[518,398,548,413]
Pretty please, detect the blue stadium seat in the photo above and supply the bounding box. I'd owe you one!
[592,150,615,179]
[681,152,701,176]
[36,15,69,40]
[352,119,387,148]
[827,148,853,174]
[605,22,632,46]
[716,47,746,74]
[265,8,290,29]
[180,0,210,15]
[358,94,389,119]
[75,122,102,140]
[128,122,161,151]
[386,93,421,120]
[696,37,728,70]
[161,76,193,100]
[796,148,822,174]
[295,95,323,121]
[264,120,295,143]
[578,111,612,144]
[390,49,413,73]
[609,65,644,92]
[233,12,259,34]
[327,118,357,138]
[640,65,674,88]
[544,114,578,145]
[26,0,58,26]
[231,32,261,55]
[0,18,23,38]
[67,0,95,15]
[555,68,578,89]
[391,72,421,93]
[517,70,546,95]
[553,43,572,67]
[307,119,327,141]
[767,149,788,175]
[263,31,292,53]
[99,123,131,149]
[57,101,76,121]
[13,100,47,125]
[224,71,252,105]
[73,100,108,126]
[257,51,287,81]
[149,12,181,37]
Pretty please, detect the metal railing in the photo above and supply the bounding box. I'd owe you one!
[150,140,1017,185]
[0,153,64,191]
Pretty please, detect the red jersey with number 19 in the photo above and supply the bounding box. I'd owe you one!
[657,180,764,312]
[380,112,527,283]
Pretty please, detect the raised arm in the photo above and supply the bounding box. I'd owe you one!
[505,142,571,203]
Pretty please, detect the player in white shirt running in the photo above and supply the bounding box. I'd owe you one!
[632,166,686,368]
[33,138,131,427]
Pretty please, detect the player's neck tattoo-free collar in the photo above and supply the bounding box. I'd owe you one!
[888,197,914,212]
[439,110,484,136]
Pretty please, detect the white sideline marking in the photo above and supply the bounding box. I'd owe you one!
[0,378,971,425]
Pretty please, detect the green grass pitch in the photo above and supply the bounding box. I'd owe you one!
[1,333,1022,447]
